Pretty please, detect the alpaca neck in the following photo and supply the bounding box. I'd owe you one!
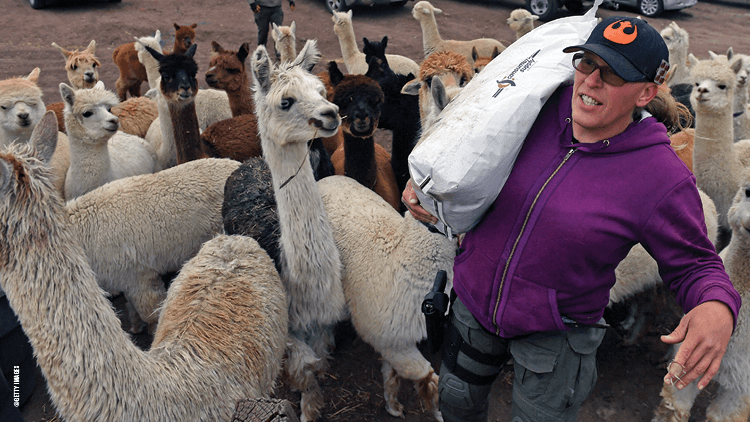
[722,235,750,294]
[155,95,177,168]
[65,133,112,198]
[694,111,735,151]
[669,49,689,84]
[335,23,362,67]
[226,82,255,117]
[277,36,296,63]
[143,58,162,90]
[168,100,207,164]
[419,13,443,56]
[734,84,749,114]
[1,192,150,420]
[342,132,377,189]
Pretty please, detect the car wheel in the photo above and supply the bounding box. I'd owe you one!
[326,0,348,13]
[526,0,559,21]
[638,0,663,17]
[390,0,408,7]
[29,0,47,9]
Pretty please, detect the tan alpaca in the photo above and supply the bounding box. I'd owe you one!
[506,8,538,40]
[660,21,691,87]
[250,40,347,422]
[272,21,297,64]
[0,111,288,422]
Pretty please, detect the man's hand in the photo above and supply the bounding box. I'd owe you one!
[402,179,438,225]
[250,2,260,13]
[290,0,296,11]
[661,300,734,391]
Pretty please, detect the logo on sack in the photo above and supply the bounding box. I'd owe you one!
[603,20,637,45]
[493,50,540,98]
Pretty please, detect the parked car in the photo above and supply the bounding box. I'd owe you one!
[525,0,585,21]
[325,0,409,13]
[30,0,120,9]
[602,0,698,17]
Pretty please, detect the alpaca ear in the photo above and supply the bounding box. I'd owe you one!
[431,77,449,112]
[251,46,273,93]
[381,36,388,49]
[173,23,180,31]
[346,9,352,19]
[237,43,251,64]
[51,42,72,60]
[26,68,41,84]
[472,46,478,62]
[190,23,198,29]
[433,6,443,14]
[211,41,223,54]
[290,21,296,35]
[400,79,422,96]
[294,39,321,73]
[328,61,345,86]
[185,43,198,58]
[85,40,96,55]
[688,54,699,67]
[155,30,161,43]
[94,81,106,90]
[726,47,734,61]
[731,58,743,74]
[492,46,500,59]
[144,45,164,62]
[708,50,720,60]
[60,83,75,107]
[30,111,59,166]
[531,15,539,20]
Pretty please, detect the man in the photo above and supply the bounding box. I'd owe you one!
[248,0,295,60]
[403,16,739,422]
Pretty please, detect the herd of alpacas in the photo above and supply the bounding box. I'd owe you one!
[1,2,750,421]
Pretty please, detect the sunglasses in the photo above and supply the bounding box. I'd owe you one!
[572,53,627,87]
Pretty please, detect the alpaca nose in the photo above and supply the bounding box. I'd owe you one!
[84,71,95,80]
[696,86,708,94]
[321,105,339,121]
[18,112,29,120]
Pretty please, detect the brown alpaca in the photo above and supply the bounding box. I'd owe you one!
[113,23,197,101]
[471,45,499,74]
[327,61,400,211]
[205,41,254,117]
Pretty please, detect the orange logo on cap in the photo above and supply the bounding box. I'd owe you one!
[603,20,637,45]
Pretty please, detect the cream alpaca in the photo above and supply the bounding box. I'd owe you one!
[0,112,288,422]
[60,82,158,201]
[250,40,347,422]
[660,21,691,87]
[272,21,297,63]
[0,68,70,196]
[412,1,505,65]
[652,171,750,422]
[319,175,457,422]
[689,55,750,236]
[331,10,420,76]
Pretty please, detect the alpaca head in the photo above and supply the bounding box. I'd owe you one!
[471,46,498,74]
[51,40,101,89]
[0,68,47,147]
[660,22,689,58]
[689,56,744,116]
[331,10,353,37]
[362,36,387,64]
[173,23,198,55]
[60,81,120,144]
[506,9,538,37]
[412,1,441,21]
[328,61,384,138]
[251,40,340,145]
[145,43,199,106]
[205,41,251,92]
[271,22,297,62]
[727,170,750,250]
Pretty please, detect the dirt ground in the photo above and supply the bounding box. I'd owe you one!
[4,0,750,421]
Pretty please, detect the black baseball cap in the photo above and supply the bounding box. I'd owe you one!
[563,16,670,85]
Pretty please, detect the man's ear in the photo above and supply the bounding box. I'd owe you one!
[636,83,659,108]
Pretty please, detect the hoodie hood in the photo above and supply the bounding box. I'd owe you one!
[555,84,671,154]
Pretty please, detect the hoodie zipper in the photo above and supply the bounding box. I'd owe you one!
[492,147,577,335]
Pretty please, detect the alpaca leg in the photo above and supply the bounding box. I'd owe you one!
[380,346,442,421]
[124,299,148,334]
[123,271,167,329]
[128,81,142,99]
[286,334,325,422]
[651,383,700,422]
[115,78,128,102]
[381,360,405,418]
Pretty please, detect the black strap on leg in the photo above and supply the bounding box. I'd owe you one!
[442,315,510,386]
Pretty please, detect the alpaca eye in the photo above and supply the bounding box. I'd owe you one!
[228,68,240,74]
[1,105,6,110]
[746,188,750,198]
[460,77,468,86]
[280,98,295,110]
[82,111,93,118]
[719,84,727,90]
[71,64,77,71]
[162,74,172,83]
[92,63,98,69]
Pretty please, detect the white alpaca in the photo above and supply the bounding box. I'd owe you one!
[689,55,750,235]
[507,8,538,40]
[331,10,420,76]
[60,82,158,201]
[250,40,347,422]
[660,21,691,87]
[0,112,288,422]
[651,171,750,422]
[412,1,505,65]
[0,68,70,197]
[706,48,750,143]
[318,175,456,422]
[272,21,297,63]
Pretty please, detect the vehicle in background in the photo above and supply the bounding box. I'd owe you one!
[525,0,585,21]
[30,0,121,9]
[603,0,697,17]
[325,0,410,13]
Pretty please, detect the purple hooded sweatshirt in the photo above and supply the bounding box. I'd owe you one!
[454,84,741,338]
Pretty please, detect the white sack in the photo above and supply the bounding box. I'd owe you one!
[408,1,602,237]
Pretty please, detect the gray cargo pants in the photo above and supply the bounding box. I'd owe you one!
[438,296,606,422]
